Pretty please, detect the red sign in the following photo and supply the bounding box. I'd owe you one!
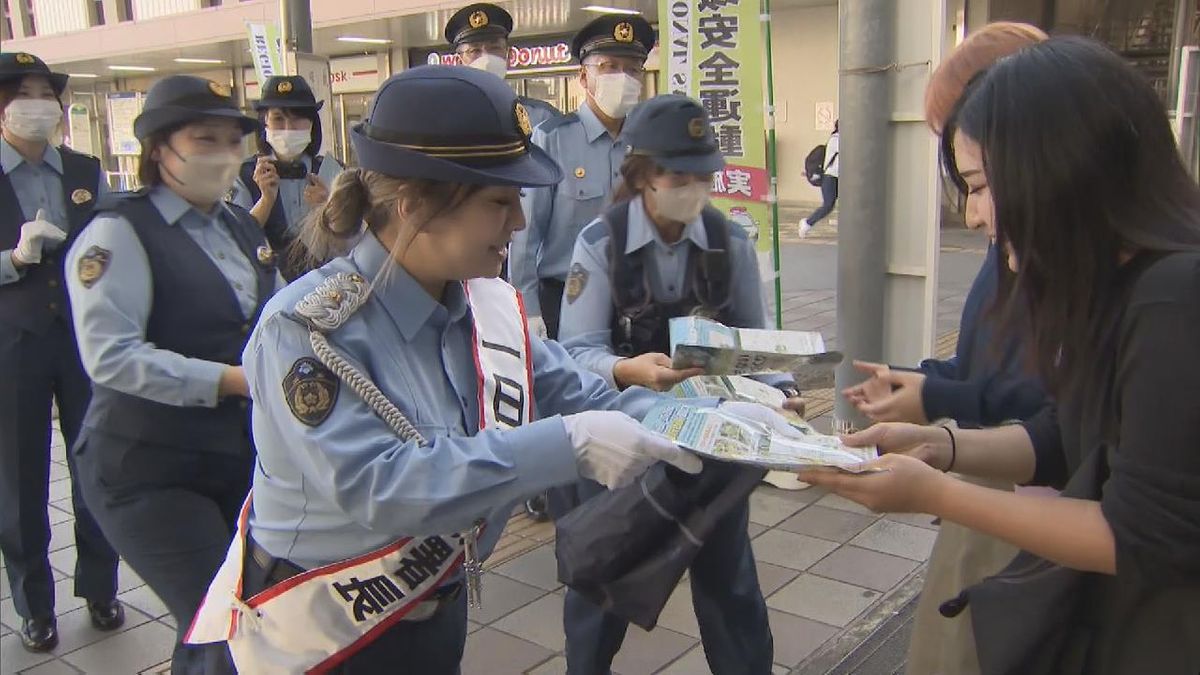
[711,164,769,202]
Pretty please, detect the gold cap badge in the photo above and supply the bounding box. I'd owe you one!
[15,53,35,65]
[514,102,532,137]
[469,10,489,29]
[688,117,707,139]
[208,81,231,98]
[71,188,93,205]
[574,167,586,179]
[277,80,293,94]
[614,22,634,43]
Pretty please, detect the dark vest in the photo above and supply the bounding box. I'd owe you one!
[82,192,275,455]
[0,147,101,335]
[606,202,735,357]
[238,154,325,281]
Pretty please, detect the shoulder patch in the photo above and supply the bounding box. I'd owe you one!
[537,111,579,135]
[565,262,590,304]
[283,357,340,426]
[580,219,610,246]
[77,246,111,288]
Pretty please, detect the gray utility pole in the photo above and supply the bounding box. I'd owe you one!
[833,0,892,433]
[280,0,314,54]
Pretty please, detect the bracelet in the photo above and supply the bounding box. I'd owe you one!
[941,425,957,473]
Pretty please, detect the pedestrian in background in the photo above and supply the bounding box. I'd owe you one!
[65,75,280,674]
[0,51,122,654]
[798,120,837,237]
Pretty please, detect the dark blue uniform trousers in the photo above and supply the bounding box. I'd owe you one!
[562,479,774,675]
[74,431,252,675]
[0,319,118,620]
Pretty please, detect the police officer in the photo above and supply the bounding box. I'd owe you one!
[511,14,655,341]
[65,75,280,674]
[0,51,123,653]
[444,3,561,129]
[182,66,704,674]
[558,96,807,675]
[231,75,343,281]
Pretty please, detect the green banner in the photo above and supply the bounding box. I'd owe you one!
[247,22,285,84]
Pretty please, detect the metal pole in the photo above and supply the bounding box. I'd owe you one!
[761,0,784,329]
[280,0,313,54]
[833,0,892,433]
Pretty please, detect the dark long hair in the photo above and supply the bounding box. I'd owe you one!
[954,36,1200,390]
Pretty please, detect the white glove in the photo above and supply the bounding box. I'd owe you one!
[527,315,548,339]
[12,209,66,265]
[719,401,807,439]
[564,410,703,489]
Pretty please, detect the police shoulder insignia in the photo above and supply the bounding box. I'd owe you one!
[71,188,94,205]
[614,22,634,43]
[283,357,340,426]
[77,246,111,289]
[514,102,532,137]
[469,10,489,28]
[565,262,589,304]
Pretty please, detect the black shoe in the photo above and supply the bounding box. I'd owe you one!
[88,598,126,631]
[20,617,58,652]
[524,494,550,522]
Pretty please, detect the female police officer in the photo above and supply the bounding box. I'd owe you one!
[182,66,703,674]
[0,51,121,653]
[231,75,343,280]
[65,75,279,673]
[557,95,805,675]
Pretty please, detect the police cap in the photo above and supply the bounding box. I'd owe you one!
[571,14,655,62]
[254,75,323,112]
[351,66,561,187]
[623,95,725,173]
[0,52,68,96]
[445,3,513,46]
[133,75,259,140]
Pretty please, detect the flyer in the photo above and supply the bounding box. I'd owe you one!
[669,317,842,376]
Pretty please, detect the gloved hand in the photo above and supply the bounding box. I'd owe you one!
[564,410,703,489]
[719,401,807,439]
[12,210,66,265]
[527,315,548,339]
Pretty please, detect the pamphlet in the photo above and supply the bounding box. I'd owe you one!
[669,317,842,377]
[672,375,810,428]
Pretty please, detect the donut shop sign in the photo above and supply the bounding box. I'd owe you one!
[409,35,577,73]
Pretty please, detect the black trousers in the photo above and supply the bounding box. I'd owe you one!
[74,431,253,675]
[0,319,118,620]
[538,278,566,341]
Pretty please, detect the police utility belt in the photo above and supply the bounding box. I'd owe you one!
[185,274,535,674]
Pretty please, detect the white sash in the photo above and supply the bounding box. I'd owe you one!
[184,277,533,674]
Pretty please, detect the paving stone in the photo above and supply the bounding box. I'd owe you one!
[47,522,75,554]
[766,574,879,628]
[466,573,546,625]
[777,505,877,543]
[526,655,567,674]
[0,578,85,632]
[18,659,83,674]
[610,624,695,675]
[808,545,919,592]
[1,569,9,601]
[461,627,552,675]
[814,492,876,516]
[656,644,708,674]
[0,633,56,674]
[885,513,941,530]
[119,585,170,621]
[46,506,73,527]
[493,544,561,592]
[47,462,71,484]
[492,592,566,652]
[47,547,77,578]
[51,603,153,656]
[47,479,73,505]
[850,519,938,562]
[62,621,174,675]
[748,491,806,527]
[655,583,700,639]
[766,608,840,667]
[747,522,767,539]
[751,530,839,572]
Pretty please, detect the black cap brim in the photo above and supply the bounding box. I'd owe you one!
[0,71,69,96]
[650,150,726,174]
[351,123,563,188]
[252,98,325,112]
[134,105,260,140]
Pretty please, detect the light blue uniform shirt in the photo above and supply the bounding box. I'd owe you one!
[559,196,794,391]
[512,103,628,316]
[245,231,666,570]
[0,139,107,286]
[66,185,282,409]
[230,153,343,236]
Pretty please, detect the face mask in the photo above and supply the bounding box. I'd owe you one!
[162,146,242,206]
[651,181,710,223]
[591,73,641,119]
[266,128,312,160]
[468,53,509,80]
[2,99,62,142]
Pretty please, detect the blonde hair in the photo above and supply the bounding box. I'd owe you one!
[925,22,1048,134]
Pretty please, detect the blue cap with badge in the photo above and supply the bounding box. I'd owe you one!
[350,65,562,187]
[622,95,725,174]
[133,75,259,140]
[0,52,68,96]
[571,14,655,62]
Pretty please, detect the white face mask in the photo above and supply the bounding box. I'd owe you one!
[266,128,312,160]
[3,99,62,142]
[591,73,642,119]
[163,146,242,207]
[651,182,710,223]
[468,53,509,80]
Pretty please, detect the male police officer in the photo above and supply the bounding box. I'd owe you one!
[444,3,561,129]
[510,14,655,341]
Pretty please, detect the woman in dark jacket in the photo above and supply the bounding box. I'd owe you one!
[802,36,1200,674]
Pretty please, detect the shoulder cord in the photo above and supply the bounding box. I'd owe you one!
[294,271,427,446]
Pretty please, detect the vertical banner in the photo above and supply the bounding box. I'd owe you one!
[247,22,285,85]
[660,0,771,250]
[67,103,94,156]
[287,52,336,164]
